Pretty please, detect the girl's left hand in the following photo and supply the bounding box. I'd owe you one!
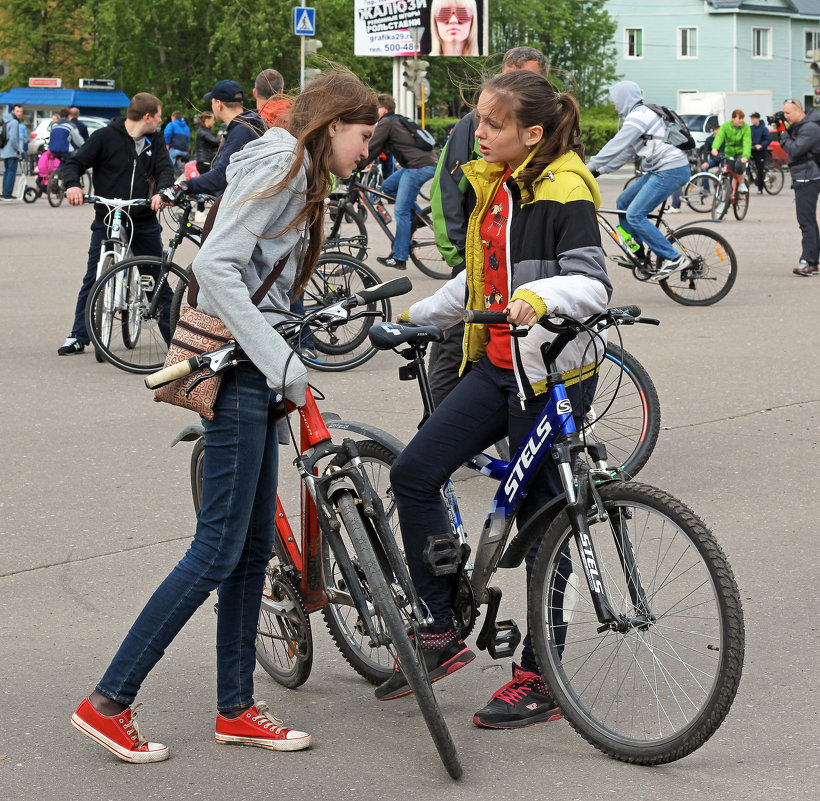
[505,298,539,326]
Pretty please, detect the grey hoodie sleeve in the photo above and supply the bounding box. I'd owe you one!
[586,113,647,174]
[192,152,309,405]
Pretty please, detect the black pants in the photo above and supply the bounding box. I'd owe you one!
[390,357,595,671]
[794,179,820,266]
[427,320,465,408]
[750,150,767,192]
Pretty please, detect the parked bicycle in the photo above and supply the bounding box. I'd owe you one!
[598,205,737,305]
[712,158,750,221]
[324,173,448,279]
[146,276,464,780]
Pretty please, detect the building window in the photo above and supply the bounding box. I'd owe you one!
[752,27,771,59]
[679,27,698,58]
[625,28,643,59]
[805,29,820,58]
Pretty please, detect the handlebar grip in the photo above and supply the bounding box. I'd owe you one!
[463,310,509,324]
[354,276,412,305]
[144,356,200,389]
[611,305,642,319]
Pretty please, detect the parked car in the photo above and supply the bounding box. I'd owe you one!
[680,113,720,149]
[29,115,109,154]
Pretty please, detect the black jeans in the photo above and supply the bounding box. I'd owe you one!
[794,179,820,266]
[750,150,767,192]
[390,357,595,671]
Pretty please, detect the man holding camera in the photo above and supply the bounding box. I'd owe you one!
[779,99,820,276]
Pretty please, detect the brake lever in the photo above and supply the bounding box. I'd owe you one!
[184,370,218,396]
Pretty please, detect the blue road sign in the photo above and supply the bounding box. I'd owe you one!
[292,7,316,36]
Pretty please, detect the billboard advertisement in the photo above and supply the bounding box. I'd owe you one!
[354,1,488,58]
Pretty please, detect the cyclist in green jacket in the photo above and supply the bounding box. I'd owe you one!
[711,110,752,187]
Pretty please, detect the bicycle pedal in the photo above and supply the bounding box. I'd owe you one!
[140,275,155,292]
[486,619,521,660]
[422,534,460,576]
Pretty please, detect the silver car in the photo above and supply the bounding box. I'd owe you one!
[28,115,109,154]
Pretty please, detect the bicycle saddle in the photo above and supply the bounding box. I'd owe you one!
[368,322,444,350]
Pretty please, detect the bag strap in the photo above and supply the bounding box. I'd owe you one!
[186,192,291,309]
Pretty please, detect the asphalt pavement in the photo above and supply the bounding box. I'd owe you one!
[0,174,817,800]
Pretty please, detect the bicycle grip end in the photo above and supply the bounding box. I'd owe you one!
[144,357,198,389]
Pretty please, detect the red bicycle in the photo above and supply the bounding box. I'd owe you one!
[711,157,750,221]
[146,276,463,780]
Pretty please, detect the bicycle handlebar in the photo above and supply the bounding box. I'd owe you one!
[463,305,658,331]
[355,276,412,305]
[83,195,153,208]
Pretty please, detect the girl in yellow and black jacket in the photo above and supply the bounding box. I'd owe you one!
[379,71,612,730]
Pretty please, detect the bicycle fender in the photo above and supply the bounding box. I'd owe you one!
[497,495,568,569]
[171,423,205,447]
[326,420,406,458]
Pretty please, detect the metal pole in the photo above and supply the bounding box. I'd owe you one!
[300,0,306,89]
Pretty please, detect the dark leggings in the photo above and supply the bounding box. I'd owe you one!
[390,357,594,671]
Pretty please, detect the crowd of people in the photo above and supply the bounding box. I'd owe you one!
[1,47,815,766]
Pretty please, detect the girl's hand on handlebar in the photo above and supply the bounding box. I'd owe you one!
[66,186,84,206]
[505,298,539,326]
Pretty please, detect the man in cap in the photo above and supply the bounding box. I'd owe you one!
[179,79,265,196]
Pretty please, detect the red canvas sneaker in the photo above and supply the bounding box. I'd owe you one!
[71,697,169,763]
[215,702,312,751]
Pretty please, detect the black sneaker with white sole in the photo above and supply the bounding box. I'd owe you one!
[57,337,85,355]
[376,255,407,270]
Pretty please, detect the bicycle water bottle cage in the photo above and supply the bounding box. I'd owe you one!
[423,533,460,575]
[475,586,521,659]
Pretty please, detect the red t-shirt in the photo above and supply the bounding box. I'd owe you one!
[481,170,514,369]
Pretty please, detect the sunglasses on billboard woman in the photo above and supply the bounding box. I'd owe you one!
[435,6,474,24]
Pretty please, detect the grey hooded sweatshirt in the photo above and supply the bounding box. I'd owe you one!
[587,81,689,174]
[192,126,309,405]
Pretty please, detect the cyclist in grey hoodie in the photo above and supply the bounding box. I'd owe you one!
[587,81,691,281]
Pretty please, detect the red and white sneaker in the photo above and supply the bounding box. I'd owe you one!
[71,697,169,763]
[215,702,312,751]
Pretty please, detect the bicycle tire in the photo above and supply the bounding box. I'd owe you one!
[579,344,661,479]
[682,172,719,213]
[169,264,191,333]
[298,253,389,372]
[322,440,400,684]
[764,166,784,195]
[86,256,189,374]
[121,263,142,348]
[710,177,730,221]
[659,226,737,306]
[622,173,641,191]
[23,186,38,203]
[255,568,313,688]
[92,254,117,363]
[324,201,368,260]
[408,206,450,279]
[335,491,462,780]
[528,481,744,766]
[47,176,63,207]
[733,185,749,220]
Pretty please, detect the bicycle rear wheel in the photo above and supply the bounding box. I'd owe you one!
[682,172,719,213]
[335,491,462,780]
[764,166,784,195]
[710,177,730,221]
[578,344,661,479]
[408,206,450,279]
[528,481,744,765]
[659,226,737,305]
[47,175,64,207]
[733,185,749,220]
[86,256,189,373]
[298,253,389,372]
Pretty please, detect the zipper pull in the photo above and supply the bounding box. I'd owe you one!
[517,392,526,411]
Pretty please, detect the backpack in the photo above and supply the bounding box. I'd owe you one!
[643,103,696,151]
[395,115,436,151]
[0,116,9,149]
[48,120,75,154]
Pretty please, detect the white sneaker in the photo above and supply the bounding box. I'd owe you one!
[649,253,689,283]
[666,206,680,214]
[738,183,748,193]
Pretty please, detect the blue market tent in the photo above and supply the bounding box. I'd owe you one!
[0,87,130,118]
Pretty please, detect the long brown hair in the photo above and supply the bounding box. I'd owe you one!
[480,71,583,204]
[262,71,378,295]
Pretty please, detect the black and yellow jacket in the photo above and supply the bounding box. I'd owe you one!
[404,148,612,401]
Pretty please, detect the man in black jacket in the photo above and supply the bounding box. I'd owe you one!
[780,98,820,276]
[58,92,174,355]
[358,94,438,269]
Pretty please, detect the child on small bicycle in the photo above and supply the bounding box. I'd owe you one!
[71,71,380,763]
[384,71,612,729]
[36,149,60,196]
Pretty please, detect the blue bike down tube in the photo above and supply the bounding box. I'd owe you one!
[491,381,578,518]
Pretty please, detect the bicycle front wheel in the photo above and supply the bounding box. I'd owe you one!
[47,176,64,207]
[335,491,462,780]
[682,172,719,213]
[733,185,749,220]
[710,177,730,221]
[298,253,389,372]
[764,166,785,195]
[579,344,661,479]
[408,206,450,279]
[86,256,189,373]
[528,481,744,766]
[659,226,737,306]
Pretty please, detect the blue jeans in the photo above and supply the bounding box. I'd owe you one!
[169,148,187,164]
[97,365,280,713]
[70,220,163,344]
[390,358,595,672]
[616,166,690,260]
[2,157,19,196]
[381,164,436,261]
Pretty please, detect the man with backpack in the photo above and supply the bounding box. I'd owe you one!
[587,80,692,281]
[358,94,438,269]
[779,98,820,276]
[1,103,25,200]
[48,108,85,163]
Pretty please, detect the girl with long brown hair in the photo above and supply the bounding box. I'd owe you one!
[379,71,612,730]
[72,71,379,763]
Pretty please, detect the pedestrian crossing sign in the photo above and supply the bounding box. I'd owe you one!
[292,7,316,36]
